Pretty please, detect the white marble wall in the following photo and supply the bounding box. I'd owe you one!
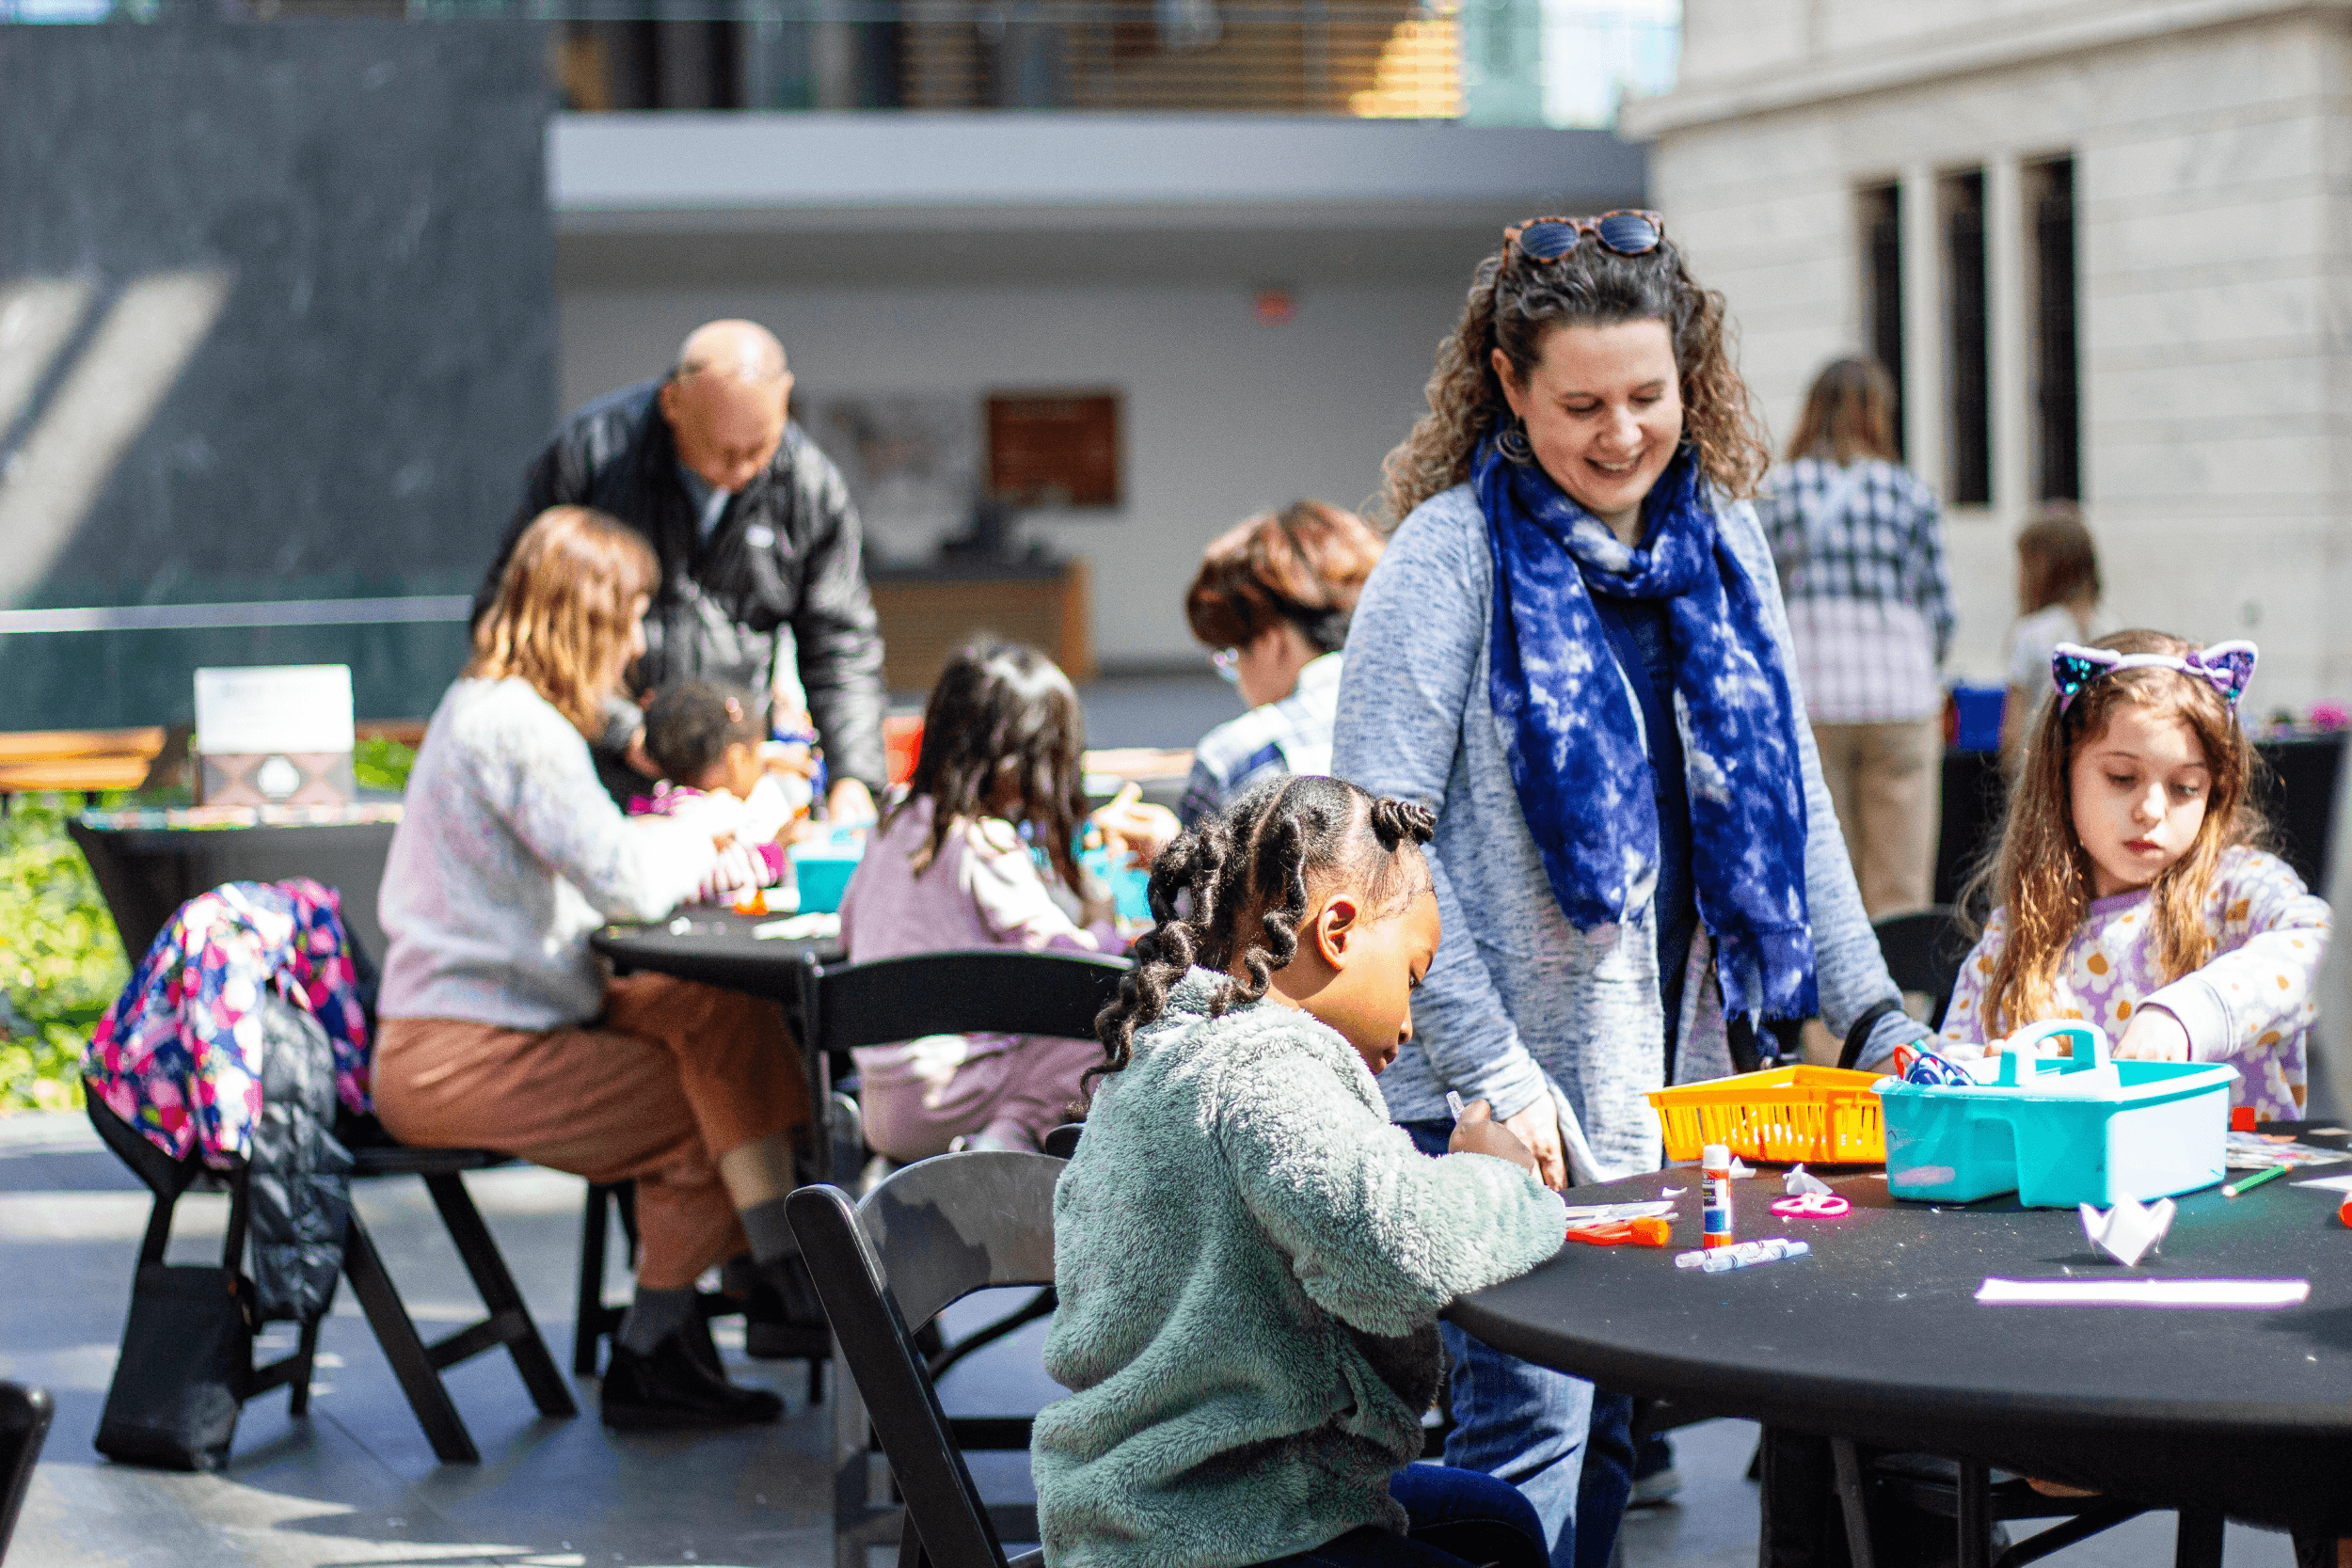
[1633,2,2351,711]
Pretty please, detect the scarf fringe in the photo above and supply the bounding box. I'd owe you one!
[1715,926,1819,1023]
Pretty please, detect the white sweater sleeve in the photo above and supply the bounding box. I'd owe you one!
[2143,849,2330,1063]
[466,688,717,923]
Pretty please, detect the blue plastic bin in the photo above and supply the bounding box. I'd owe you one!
[1949,685,2007,752]
[1078,845,1153,924]
[789,827,866,914]
[1879,1022,2236,1207]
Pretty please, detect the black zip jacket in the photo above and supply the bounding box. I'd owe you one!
[479,377,888,793]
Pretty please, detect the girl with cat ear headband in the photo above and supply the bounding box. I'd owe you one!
[1929,628,2324,1123]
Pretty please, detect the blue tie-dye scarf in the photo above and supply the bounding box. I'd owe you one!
[1477,436,1817,1020]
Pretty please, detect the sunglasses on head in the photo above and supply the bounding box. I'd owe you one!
[1505,211,1666,264]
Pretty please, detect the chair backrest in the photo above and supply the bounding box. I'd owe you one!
[787,1150,1064,1568]
[1040,1123,1082,1161]
[798,948,1130,1055]
[0,1382,54,1560]
[1870,905,1972,1030]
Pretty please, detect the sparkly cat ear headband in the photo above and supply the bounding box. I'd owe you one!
[2050,640,2259,717]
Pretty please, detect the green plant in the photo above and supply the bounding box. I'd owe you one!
[0,796,127,1114]
[354,735,418,794]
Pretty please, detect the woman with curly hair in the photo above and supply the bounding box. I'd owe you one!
[1331,214,1930,1568]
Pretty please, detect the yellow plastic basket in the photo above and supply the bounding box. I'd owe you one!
[1646,1066,1887,1164]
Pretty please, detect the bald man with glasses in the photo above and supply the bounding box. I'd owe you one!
[479,320,886,820]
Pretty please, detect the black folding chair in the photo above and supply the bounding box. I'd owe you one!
[86,1085,575,1466]
[788,1150,1066,1568]
[0,1382,55,1562]
[796,948,1131,1182]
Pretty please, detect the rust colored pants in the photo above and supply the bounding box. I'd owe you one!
[373,974,807,1289]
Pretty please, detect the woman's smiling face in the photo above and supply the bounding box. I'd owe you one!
[1493,319,1684,543]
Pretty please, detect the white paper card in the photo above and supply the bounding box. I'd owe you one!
[2293,1174,2352,1194]
[195,665,356,755]
[1977,1277,2310,1308]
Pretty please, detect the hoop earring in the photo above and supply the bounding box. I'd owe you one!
[1497,416,1534,465]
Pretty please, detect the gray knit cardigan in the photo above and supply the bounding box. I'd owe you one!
[1032,970,1565,1568]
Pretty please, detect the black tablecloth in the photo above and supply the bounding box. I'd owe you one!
[589,917,844,1004]
[71,816,400,965]
[1449,1132,2352,1533]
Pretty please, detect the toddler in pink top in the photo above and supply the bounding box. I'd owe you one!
[840,640,1176,1160]
[1937,630,2328,1119]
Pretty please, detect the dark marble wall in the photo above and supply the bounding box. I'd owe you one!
[0,20,552,730]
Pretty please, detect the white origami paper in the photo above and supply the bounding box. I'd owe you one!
[2078,1196,2176,1267]
[1785,1164,1833,1196]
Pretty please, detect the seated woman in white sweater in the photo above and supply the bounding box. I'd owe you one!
[373,505,809,1431]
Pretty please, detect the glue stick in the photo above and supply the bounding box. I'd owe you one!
[1702,1142,1736,1250]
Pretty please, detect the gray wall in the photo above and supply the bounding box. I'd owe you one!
[0,20,554,730]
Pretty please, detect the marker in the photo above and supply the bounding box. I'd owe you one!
[2222,1164,2290,1198]
[1447,1091,1467,1123]
[1675,1238,1810,1273]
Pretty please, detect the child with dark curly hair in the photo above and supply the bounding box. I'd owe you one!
[1035,774,1562,1568]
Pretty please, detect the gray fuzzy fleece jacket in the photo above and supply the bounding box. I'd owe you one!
[1032,970,1564,1568]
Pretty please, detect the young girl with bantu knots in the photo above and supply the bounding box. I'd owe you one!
[1938,630,2329,1118]
[1036,775,1561,1568]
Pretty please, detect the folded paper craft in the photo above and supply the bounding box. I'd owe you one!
[2078,1195,2175,1266]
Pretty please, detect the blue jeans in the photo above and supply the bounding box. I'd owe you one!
[1249,1463,1549,1568]
[1403,1119,1636,1568]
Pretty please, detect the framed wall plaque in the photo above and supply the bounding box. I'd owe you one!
[986,390,1121,509]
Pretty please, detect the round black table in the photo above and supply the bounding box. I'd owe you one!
[1450,1135,2352,1540]
[590,914,844,1005]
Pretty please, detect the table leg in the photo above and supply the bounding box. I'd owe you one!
[1957,1460,1993,1568]
[2174,1509,2225,1568]
[1829,1437,1877,1568]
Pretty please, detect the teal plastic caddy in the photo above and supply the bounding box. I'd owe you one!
[1880,1022,2236,1207]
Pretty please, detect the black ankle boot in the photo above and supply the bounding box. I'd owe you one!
[745,1254,830,1360]
[601,1327,784,1431]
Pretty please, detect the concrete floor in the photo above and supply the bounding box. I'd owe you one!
[0,1109,2302,1568]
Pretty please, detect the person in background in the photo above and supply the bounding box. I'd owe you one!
[631,680,813,904]
[1179,500,1387,826]
[2001,505,2106,764]
[1334,212,1928,1568]
[1756,356,1954,918]
[376,506,816,1431]
[839,640,1177,1162]
[480,319,888,820]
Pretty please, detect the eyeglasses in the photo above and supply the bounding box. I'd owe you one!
[1505,211,1666,264]
[1211,648,1242,685]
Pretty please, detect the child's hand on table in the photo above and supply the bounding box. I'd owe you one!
[1449,1099,1540,1180]
[2111,1006,2190,1061]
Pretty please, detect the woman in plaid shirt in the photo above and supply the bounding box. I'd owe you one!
[1756,356,1955,917]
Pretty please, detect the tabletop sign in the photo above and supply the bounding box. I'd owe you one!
[193,664,358,807]
[987,390,1121,509]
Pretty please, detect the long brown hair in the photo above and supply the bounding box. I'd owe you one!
[2017,505,2102,614]
[1784,356,1899,465]
[469,506,657,736]
[1965,628,2266,1036]
[892,639,1090,894]
[1379,218,1769,524]
[1184,499,1386,654]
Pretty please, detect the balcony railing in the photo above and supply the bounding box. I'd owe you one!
[0,0,1674,125]
[493,0,1463,117]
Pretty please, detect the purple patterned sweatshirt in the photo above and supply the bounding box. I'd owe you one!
[1939,846,2329,1120]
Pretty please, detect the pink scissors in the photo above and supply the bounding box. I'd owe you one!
[1770,1193,1851,1219]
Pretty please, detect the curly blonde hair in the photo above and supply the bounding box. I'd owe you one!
[1378,224,1770,524]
